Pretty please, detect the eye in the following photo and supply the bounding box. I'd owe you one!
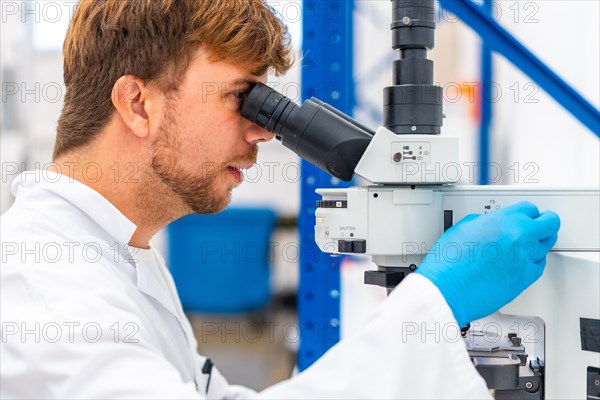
[231,90,250,105]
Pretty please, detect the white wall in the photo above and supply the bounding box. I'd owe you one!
[491,0,599,187]
[1,1,69,213]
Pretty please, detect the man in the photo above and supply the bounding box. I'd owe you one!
[1,1,560,398]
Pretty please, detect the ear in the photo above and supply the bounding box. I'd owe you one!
[111,76,150,138]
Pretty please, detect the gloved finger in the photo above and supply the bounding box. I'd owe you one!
[499,201,540,219]
[453,213,480,227]
[523,257,547,286]
[537,233,559,259]
[527,233,558,263]
[531,210,561,240]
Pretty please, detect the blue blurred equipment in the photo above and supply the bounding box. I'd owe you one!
[168,208,277,313]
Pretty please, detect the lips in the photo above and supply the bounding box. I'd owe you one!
[227,162,254,171]
[225,148,258,185]
[226,163,254,184]
[225,166,241,183]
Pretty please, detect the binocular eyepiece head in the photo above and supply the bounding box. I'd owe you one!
[240,83,373,181]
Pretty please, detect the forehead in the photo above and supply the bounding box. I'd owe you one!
[184,47,268,87]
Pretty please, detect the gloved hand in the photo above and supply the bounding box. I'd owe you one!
[416,201,560,327]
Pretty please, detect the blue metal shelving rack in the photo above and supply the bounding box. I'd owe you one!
[298,0,355,371]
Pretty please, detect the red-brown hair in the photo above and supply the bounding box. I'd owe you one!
[54,0,293,159]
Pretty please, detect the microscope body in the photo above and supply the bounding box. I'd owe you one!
[314,125,600,399]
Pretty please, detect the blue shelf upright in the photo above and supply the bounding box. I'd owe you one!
[479,0,493,184]
[298,0,355,371]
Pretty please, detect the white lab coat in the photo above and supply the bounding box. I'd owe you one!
[0,171,492,399]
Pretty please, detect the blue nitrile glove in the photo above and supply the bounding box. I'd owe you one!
[416,201,560,327]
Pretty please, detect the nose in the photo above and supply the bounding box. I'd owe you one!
[244,122,275,145]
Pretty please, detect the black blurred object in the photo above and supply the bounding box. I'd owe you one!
[385,0,443,134]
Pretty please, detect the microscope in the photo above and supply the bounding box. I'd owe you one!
[241,1,600,398]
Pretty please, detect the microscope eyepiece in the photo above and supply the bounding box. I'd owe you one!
[239,83,292,134]
[240,83,374,181]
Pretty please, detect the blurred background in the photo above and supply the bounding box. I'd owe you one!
[1,0,598,391]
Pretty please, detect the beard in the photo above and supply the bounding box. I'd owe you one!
[149,103,257,215]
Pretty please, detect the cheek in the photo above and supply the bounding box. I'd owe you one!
[174,101,246,164]
[176,132,231,177]
[180,136,211,164]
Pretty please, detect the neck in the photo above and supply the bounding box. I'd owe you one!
[51,148,190,249]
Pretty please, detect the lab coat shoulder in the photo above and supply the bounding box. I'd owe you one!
[1,208,204,399]
[1,205,139,324]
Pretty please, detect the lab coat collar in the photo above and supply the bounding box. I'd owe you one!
[11,170,137,245]
[10,170,204,387]
[11,171,185,333]
[134,251,180,319]
[137,268,181,334]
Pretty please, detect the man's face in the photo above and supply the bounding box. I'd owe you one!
[149,48,273,214]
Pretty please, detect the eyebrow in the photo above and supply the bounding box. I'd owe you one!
[225,78,259,88]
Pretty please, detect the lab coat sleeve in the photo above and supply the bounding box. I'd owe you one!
[257,274,492,399]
